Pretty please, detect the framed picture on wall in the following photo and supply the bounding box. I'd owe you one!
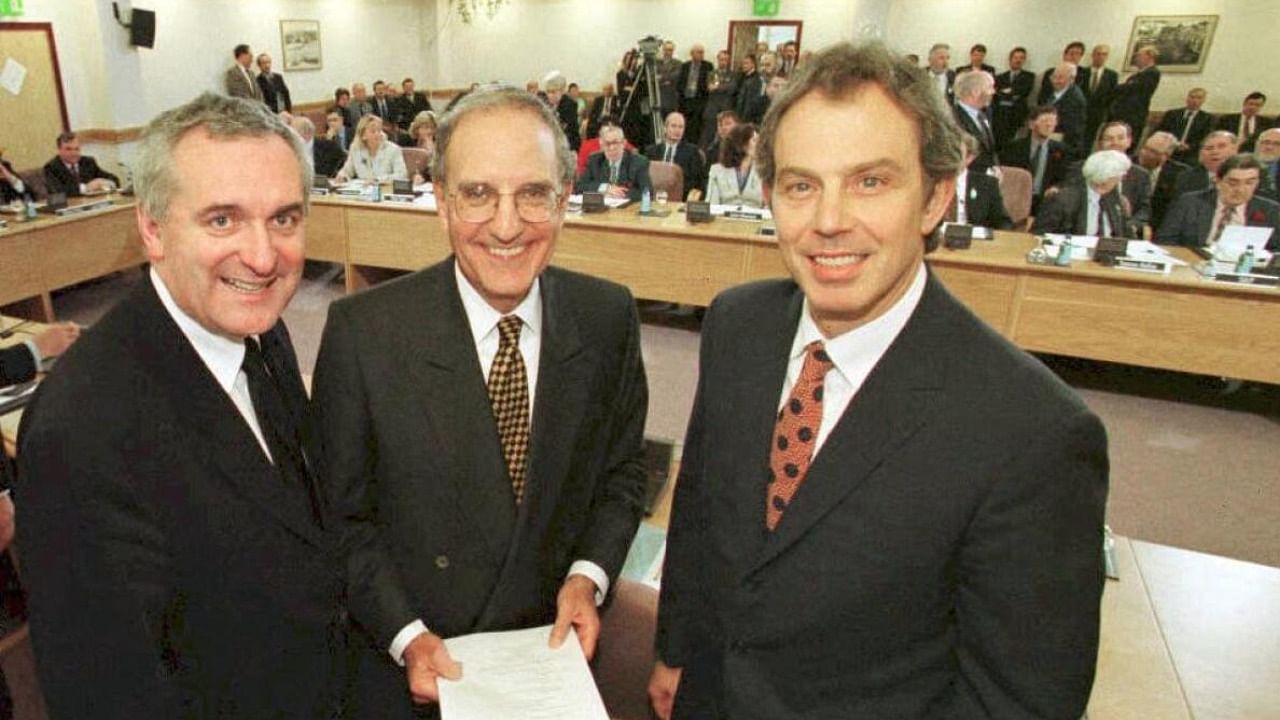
[1124,15,1217,74]
[280,19,322,71]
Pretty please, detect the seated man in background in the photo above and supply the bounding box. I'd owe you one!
[43,132,120,197]
[1033,150,1139,238]
[1001,105,1070,213]
[397,78,432,123]
[948,133,1012,230]
[1215,92,1272,152]
[0,157,33,204]
[1255,128,1280,202]
[643,111,706,199]
[576,123,651,201]
[702,109,739,169]
[1140,131,1188,231]
[1080,121,1151,234]
[0,323,79,388]
[290,115,345,179]
[1155,87,1213,166]
[1158,153,1280,251]
[1173,130,1237,198]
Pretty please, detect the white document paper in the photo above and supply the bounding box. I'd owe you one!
[1,58,27,96]
[1214,226,1274,260]
[438,625,608,720]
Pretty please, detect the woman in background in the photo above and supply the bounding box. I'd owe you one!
[705,123,763,207]
[335,115,407,182]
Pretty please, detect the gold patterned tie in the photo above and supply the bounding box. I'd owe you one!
[488,316,530,503]
[766,341,833,531]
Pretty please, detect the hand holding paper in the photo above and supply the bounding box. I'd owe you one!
[403,631,463,704]
[550,574,600,660]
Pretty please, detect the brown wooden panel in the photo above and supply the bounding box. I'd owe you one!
[305,202,347,263]
[35,207,144,290]
[929,264,1021,336]
[0,23,69,170]
[0,231,39,305]
[346,206,449,271]
[1014,275,1280,383]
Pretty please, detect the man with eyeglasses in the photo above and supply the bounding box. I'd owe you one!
[312,86,649,719]
[576,123,652,201]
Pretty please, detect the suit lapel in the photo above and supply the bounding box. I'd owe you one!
[750,274,947,573]
[132,282,324,546]
[404,261,516,566]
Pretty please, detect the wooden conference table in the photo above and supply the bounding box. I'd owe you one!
[311,195,1280,385]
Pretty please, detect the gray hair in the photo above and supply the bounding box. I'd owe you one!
[1082,150,1131,184]
[757,41,963,194]
[953,70,992,100]
[430,85,575,189]
[543,71,567,93]
[290,115,315,139]
[135,92,311,222]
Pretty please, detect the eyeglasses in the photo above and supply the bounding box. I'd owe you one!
[447,183,563,224]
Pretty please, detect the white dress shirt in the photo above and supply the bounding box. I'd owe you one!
[337,140,408,182]
[778,263,927,455]
[387,265,608,665]
[1086,186,1111,237]
[150,268,271,459]
[954,170,969,224]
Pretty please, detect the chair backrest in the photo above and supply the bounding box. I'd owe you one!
[18,168,47,201]
[997,165,1033,230]
[648,160,683,200]
[400,146,431,180]
[594,578,658,720]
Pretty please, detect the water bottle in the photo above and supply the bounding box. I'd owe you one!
[1055,237,1073,266]
[370,182,382,203]
[1234,246,1255,274]
[24,199,37,220]
[640,188,651,213]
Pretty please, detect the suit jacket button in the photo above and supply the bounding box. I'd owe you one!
[434,555,450,569]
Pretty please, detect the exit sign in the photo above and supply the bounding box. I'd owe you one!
[753,0,779,17]
[0,0,25,17]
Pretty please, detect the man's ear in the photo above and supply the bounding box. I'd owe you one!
[920,176,957,235]
[136,206,165,263]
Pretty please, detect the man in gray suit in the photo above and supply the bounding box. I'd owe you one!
[224,43,261,101]
[649,41,1108,720]
[313,87,648,719]
[1158,153,1280,250]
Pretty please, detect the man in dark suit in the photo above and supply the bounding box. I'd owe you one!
[42,132,120,197]
[1089,120,1152,232]
[1256,128,1280,202]
[543,72,582,152]
[735,54,768,124]
[1172,129,1237,199]
[0,323,78,388]
[954,42,995,75]
[948,133,1013,229]
[1156,88,1213,165]
[16,93,344,720]
[1002,105,1071,212]
[992,46,1034,149]
[348,82,375,128]
[586,82,620,140]
[952,70,999,173]
[396,77,433,123]
[1108,45,1161,147]
[677,44,714,149]
[1158,154,1280,250]
[1036,40,1087,105]
[576,124,652,201]
[1033,150,1139,238]
[1081,44,1119,146]
[644,111,706,198]
[0,159,33,204]
[290,115,345,178]
[1139,131,1189,230]
[925,42,955,104]
[1214,92,1272,152]
[1045,62,1088,157]
[313,87,647,719]
[370,80,398,127]
[255,52,292,113]
[649,42,1107,720]
[223,43,261,101]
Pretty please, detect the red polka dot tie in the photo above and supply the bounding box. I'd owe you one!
[766,341,833,531]
[488,316,530,504]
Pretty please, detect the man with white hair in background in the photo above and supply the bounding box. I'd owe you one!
[1139,131,1188,230]
[1254,127,1280,202]
[1033,149,1138,237]
[952,70,999,174]
[1046,62,1088,158]
[657,40,683,117]
[678,43,714,146]
[290,114,345,178]
[543,71,582,151]
[925,42,954,103]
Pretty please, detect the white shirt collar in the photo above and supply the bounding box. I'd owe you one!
[454,262,542,346]
[790,263,928,385]
[150,267,246,396]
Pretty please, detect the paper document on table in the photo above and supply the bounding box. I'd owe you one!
[438,625,608,720]
[1215,226,1274,259]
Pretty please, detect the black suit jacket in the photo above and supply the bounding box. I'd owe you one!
[394,91,432,124]
[1,159,33,203]
[312,137,346,178]
[1050,85,1089,156]
[1108,66,1161,141]
[554,93,582,151]
[992,69,1034,147]
[644,141,706,198]
[1058,164,1152,230]
[256,71,292,113]
[1156,188,1280,250]
[1001,136,1071,199]
[1037,65,1089,105]
[1156,108,1214,164]
[0,344,37,388]
[586,94,621,139]
[1173,164,1214,198]
[16,279,344,719]
[312,259,647,719]
[42,156,120,197]
[953,104,999,172]
[736,72,767,124]
[575,151,652,201]
[1032,180,1136,237]
[956,170,1013,229]
[676,60,713,101]
[1149,159,1188,230]
[657,272,1108,719]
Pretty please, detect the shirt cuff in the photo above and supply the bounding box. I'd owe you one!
[388,619,429,666]
[598,183,609,193]
[568,560,609,606]
[23,339,41,365]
